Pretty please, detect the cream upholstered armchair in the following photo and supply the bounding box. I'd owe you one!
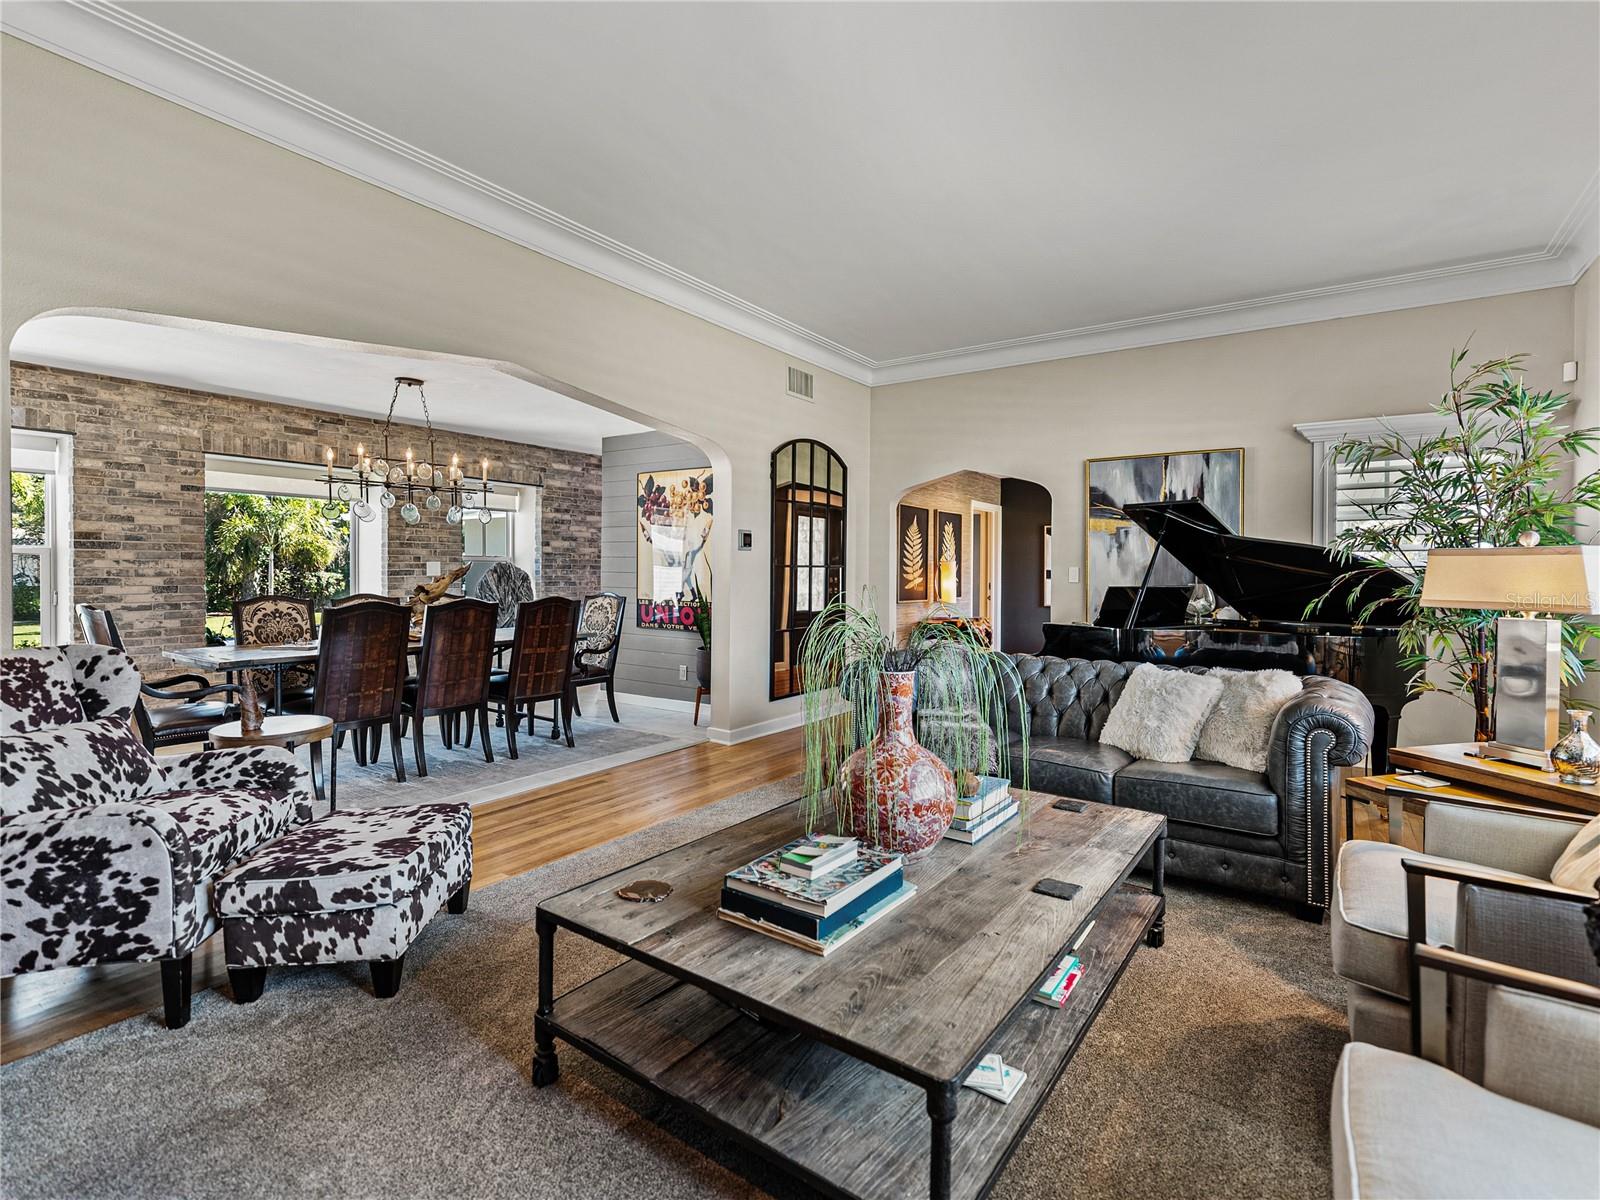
[1331,945,1600,1199]
[1332,796,1598,1058]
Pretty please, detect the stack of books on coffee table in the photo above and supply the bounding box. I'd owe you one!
[718,836,915,956]
[944,775,1019,845]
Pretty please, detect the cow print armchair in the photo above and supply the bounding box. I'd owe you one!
[0,646,315,1028]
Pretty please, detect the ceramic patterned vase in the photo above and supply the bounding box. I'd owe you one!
[1551,709,1600,786]
[840,671,957,858]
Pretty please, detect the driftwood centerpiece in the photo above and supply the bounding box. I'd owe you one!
[237,673,266,735]
[409,564,470,632]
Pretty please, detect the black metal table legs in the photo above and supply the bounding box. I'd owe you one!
[1147,831,1167,948]
[306,740,328,809]
[927,1081,958,1200]
[532,910,560,1087]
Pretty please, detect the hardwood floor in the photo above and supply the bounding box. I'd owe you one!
[3,734,1409,1066]
[0,728,806,1065]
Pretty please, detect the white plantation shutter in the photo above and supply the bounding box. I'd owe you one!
[1296,413,1454,552]
[1333,447,1466,561]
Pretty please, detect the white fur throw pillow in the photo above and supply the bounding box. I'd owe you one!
[1550,815,1600,895]
[1099,664,1224,764]
[1195,669,1304,774]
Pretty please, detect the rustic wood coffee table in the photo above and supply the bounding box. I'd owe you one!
[532,793,1166,1200]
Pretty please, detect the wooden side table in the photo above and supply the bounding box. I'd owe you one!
[210,714,335,809]
[1389,743,1600,814]
[1343,742,1599,849]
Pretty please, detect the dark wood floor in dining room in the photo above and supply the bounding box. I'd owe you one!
[0,728,807,1065]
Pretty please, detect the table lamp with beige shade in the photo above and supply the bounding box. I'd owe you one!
[1420,542,1600,769]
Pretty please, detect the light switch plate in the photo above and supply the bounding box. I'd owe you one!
[1068,567,1080,584]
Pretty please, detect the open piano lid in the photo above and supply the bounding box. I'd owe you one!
[1119,499,1412,627]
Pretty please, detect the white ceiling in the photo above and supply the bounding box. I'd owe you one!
[9,315,650,454]
[4,2,1597,383]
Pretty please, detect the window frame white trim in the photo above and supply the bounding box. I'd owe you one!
[1295,413,1452,546]
[10,430,73,646]
[203,453,384,598]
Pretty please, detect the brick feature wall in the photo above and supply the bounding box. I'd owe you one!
[10,363,601,676]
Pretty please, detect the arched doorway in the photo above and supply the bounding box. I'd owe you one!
[770,438,846,699]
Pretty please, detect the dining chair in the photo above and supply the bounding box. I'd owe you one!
[473,561,536,628]
[231,594,317,709]
[325,594,405,761]
[76,602,240,750]
[401,596,498,777]
[304,598,410,807]
[488,597,579,755]
[569,591,626,724]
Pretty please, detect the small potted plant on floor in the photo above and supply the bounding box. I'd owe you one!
[689,583,711,691]
[798,593,1028,856]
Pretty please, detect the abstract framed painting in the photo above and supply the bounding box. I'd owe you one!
[896,505,930,602]
[1083,447,1243,621]
[933,509,963,602]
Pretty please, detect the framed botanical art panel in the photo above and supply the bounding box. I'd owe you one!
[1083,448,1242,621]
[636,468,713,628]
[933,509,963,602]
[896,505,930,602]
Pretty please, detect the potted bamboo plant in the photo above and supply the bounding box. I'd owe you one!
[798,593,1028,856]
[1314,345,1600,738]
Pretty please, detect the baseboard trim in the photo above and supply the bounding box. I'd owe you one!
[708,709,806,746]
[616,692,698,713]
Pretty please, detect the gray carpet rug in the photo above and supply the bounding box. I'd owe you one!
[0,780,1346,1200]
[294,714,690,809]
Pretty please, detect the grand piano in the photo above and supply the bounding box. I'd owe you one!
[1042,499,1414,771]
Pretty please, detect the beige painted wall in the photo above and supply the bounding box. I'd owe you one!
[0,36,873,741]
[872,284,1583,743]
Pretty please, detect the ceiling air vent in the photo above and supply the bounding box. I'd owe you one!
[787,366,815,402]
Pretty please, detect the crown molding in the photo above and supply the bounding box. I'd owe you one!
[5,2,1596,390]
[0,2,877,386]
[872,217,1598,385]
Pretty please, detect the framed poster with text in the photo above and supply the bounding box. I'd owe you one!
[637,468,713,629]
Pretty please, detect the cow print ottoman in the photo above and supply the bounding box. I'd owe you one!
[214,803,472,1001]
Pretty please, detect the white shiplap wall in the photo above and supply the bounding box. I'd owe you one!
[602,430,712,703]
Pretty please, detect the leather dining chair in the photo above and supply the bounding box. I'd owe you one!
[304,598,410,807]
[76,602,240,750]
[488,597,580,754]
[401,597,498,777]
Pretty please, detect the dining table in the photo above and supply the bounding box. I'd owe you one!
[164,626,519,713]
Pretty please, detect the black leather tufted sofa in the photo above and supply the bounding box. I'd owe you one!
[999,655,1375,919]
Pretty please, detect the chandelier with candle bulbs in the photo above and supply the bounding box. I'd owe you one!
[321,376,495,527]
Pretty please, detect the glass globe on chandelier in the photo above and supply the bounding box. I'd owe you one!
[320,376,499,525]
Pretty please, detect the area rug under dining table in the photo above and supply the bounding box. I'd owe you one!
[0,779,1347,1200]
[281,712,693,810]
